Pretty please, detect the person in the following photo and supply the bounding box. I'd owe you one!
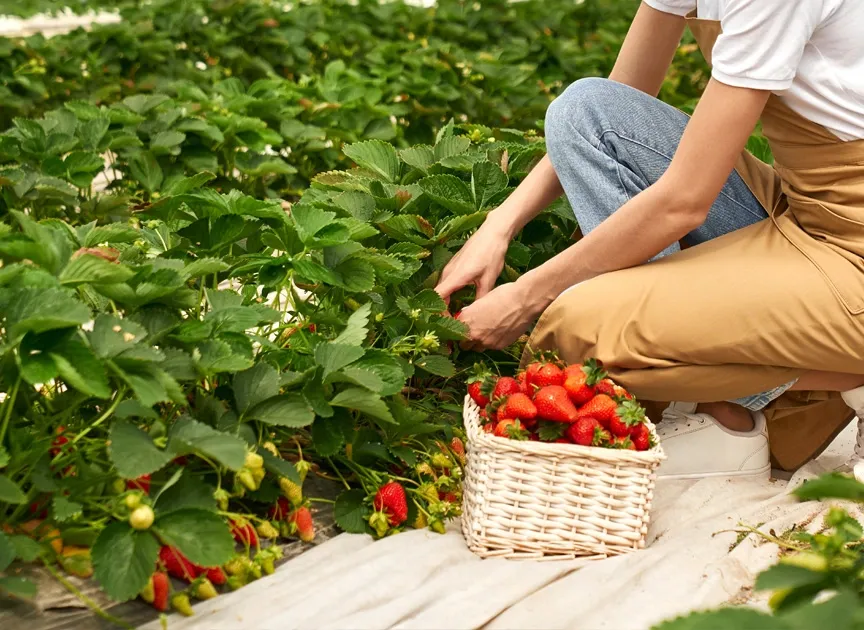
[435,0,864,480]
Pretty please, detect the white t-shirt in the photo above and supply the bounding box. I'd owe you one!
[643,0,864,141]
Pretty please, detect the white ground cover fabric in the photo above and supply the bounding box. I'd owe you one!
[141,423,862,630]
[0,10,119,39]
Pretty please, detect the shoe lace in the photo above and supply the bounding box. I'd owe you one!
[657,406,707,438]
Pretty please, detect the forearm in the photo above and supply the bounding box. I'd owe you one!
[485,155,564,239]
[609,3,686,97]
[518,181,701,310]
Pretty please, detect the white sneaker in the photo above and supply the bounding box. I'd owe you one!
[840,387,864,482]
[656,402,771,480]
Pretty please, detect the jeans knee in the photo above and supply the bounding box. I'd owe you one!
[545,78,619,152]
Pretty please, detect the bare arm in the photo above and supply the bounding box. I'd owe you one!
[609,3,687,97]
[460,80,770,349]
[436,3,685,302]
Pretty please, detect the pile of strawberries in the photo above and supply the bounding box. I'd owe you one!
[468,356,655,452]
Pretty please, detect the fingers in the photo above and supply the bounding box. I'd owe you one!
[435,273,470,303]
[474,273,497,300]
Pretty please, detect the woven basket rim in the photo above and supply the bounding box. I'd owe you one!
[464,395,666,464]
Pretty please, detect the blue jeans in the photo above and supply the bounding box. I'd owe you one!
[544,78,795,411]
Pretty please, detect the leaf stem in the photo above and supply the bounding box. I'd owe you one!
[71,388,126,445]
[0,376,21,446]
[44,563,135,630]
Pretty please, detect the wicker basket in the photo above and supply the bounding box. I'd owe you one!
[461,395,666,560]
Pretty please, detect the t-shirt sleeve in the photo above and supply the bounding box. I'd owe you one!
[642,0,696,17]
[712,0,823,91]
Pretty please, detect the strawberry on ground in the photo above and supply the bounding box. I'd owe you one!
[450,437,465,459]
[206,567,227,586]
[126,474,151,494]
[374,481,408,526]
[140,571,170,611]
[159,546,200,582]
[229,519,259,547]
[494,419,527,439]
[268,497,291,521]
[496,393,538,421]
[289,506,315,542]
[533,386,579,423]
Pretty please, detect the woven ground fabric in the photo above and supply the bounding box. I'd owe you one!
[462,396,665,558]
[139,425,861,630]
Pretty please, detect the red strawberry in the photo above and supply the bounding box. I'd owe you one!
[450,437,465,458]
[596,428,612,445]
[613,384,634,400]
[494,419,527,439]
[50,427,68,457]
[631,423,652,451]
[482,422,495,434]
[141,571,170,611]
[566,417,601,446]
[528,432,540,441]
[521,415,538,430]
[479,409,488,420]
[524,362,543,389]
[533,363,565,388]
[374,481,408,526]
[497,393,538,421]
[595,379,616,397]
[158,546,201,582]
[268,497,292,521]
[533,386,578,423]
[608,400,647,437]
[491,377,522,400]
[610,435,636,450]
[468,381,489,408]
[206,567,227,586]
[289,506,315,542]
[564,371,596,406]
[126,474,151,494]
[554,438,570,444]
[230,519,259,547]
[577,394,618,425]
[563,363,584,379]
[516,370,530,394]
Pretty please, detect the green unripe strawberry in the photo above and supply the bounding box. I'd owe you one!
[124,493,142,510]
[245,452,264,470]
[129,505,155,530]
[172,593,194,617]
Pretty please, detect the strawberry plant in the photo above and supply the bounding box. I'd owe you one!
[655,473,864,630]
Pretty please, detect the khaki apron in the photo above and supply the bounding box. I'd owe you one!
[526,15,864,471]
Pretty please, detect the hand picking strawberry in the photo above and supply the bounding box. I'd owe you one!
[470,356,655,452]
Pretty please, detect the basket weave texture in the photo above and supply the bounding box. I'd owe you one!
[461,395,666,560]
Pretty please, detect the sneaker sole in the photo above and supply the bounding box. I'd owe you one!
[657,463,771,481]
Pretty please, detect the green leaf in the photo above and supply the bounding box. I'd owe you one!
[151,131,186,153]
[88,315,147,359]
[334,488,368,534]
[793,473,864,502]
[330,387,395,424]
[50,337,111,398]
[154,473,217,514]
[169,417,247,471]
[51,495,83,522]
[80,117,110,150]
[292,258,343,286]
[233,363,280,414]
[755,563,828,591]
[108,420,172,479]
[414,355,455,378]
[181,257,228,280]
[197,339,255,374]
[163,172,215,196]
[129,152,163,193]
[343,140,401,183]
[418,175,475,215]
[0,577,38,600]
[0,475,26,504]
[434,135,471,161]
[92,521,160,601]
[59,254,134,286]
[335,258,376,292]
[352,350,406,396]
[236,153,296,177]
[781,590,857,630]
[153,509,234,568]
[651,608,791,630]
[260,450,300,485]
[9,535,42,562]
[80,223,139,247]
[5,288,90,340]
[436,212,487,242]
[471,162,509,209]
[336,366,385,392]
[315,342,365,378]
[400,145,435,172]
[334,303,372,346]
[303,379,334,418]
[311,413,352,457]
[0,532,14,572]
[248,394,316,427]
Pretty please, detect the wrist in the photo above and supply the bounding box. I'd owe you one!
[486,204,522,240]
[515,268,559,316]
